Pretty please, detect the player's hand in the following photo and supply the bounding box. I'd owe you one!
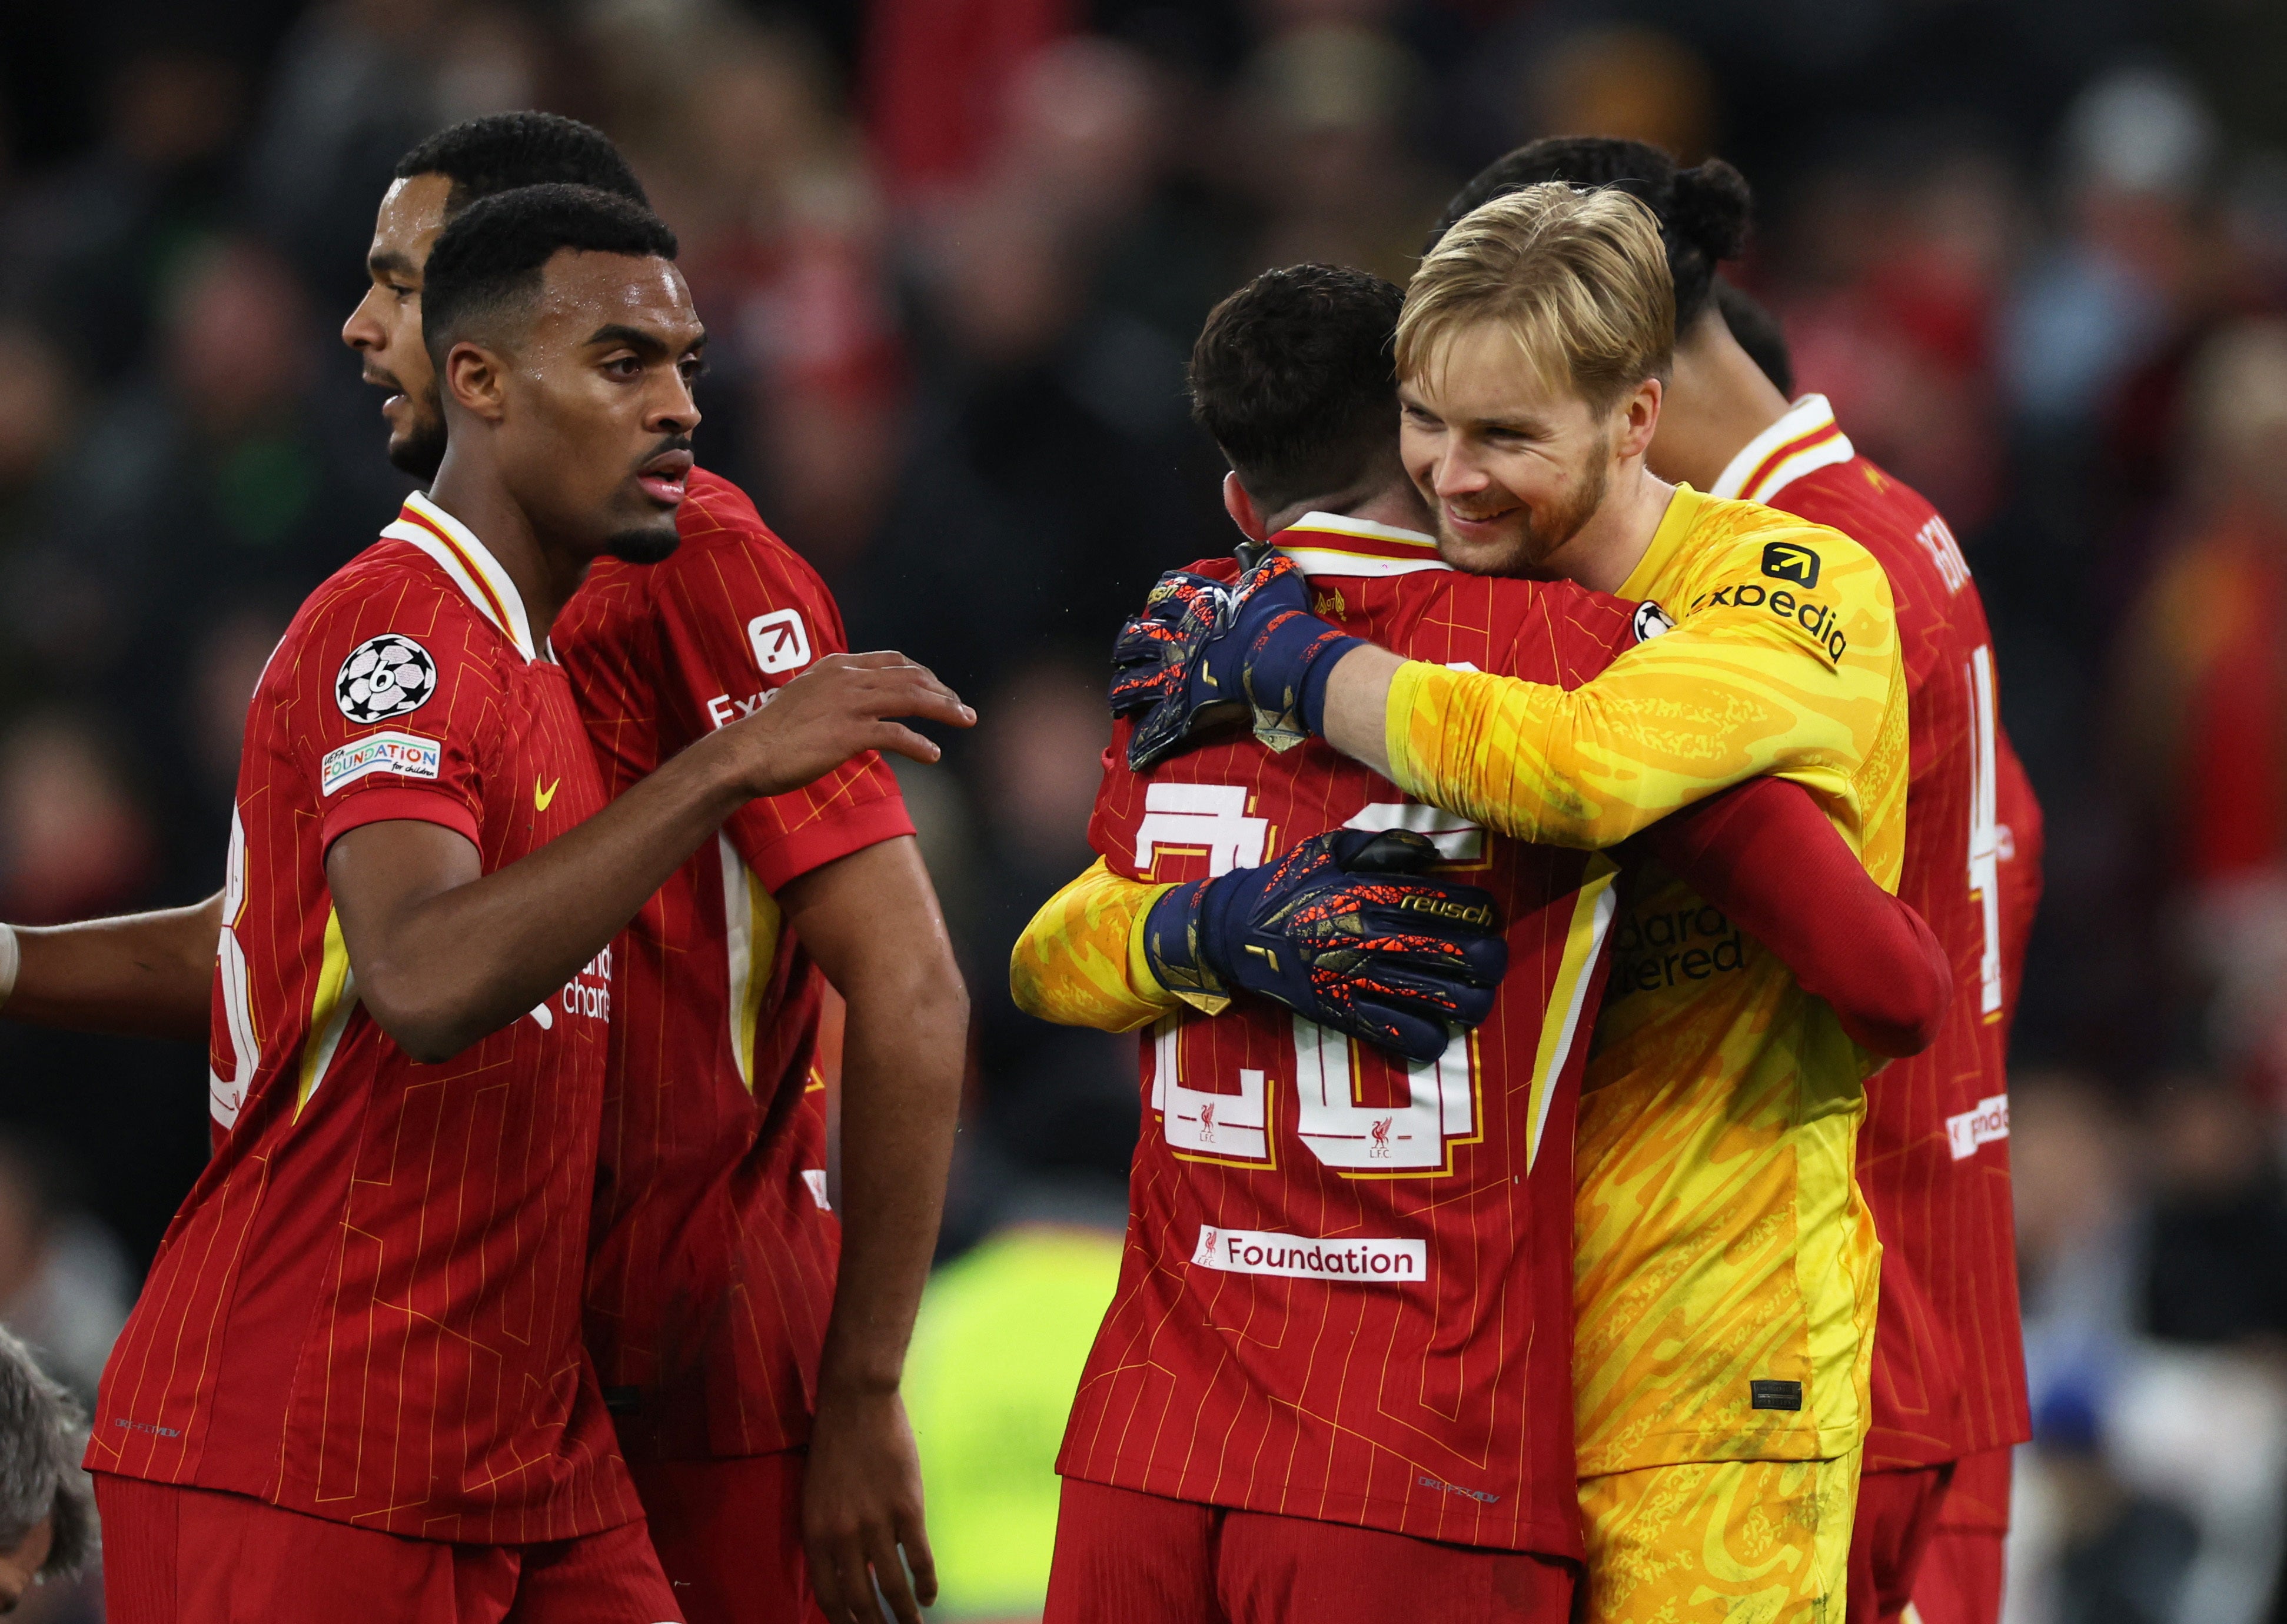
[802,1383,936,1624]
[1141,827,1508,1063]
[1109,555,1359,769]
[717,651,973,799]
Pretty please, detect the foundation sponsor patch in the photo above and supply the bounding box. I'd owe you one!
[1191,1225,1424,1283]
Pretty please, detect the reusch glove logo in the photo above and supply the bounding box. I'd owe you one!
[1761,541,1821,588]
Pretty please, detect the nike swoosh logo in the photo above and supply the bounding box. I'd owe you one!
[534,777,560,812]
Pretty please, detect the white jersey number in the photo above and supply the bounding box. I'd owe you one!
[210,811,258,1130]
[1140,798,1615,1179]
[1966,645,2004,1020]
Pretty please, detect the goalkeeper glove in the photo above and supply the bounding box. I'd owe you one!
[1139,827,1506,1064]
[1108,555,1361,770]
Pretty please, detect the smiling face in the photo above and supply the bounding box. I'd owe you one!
[1398,320,1657,579]
[343,172,456,477]
[444,248,705,564]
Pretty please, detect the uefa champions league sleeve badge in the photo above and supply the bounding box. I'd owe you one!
[336,634,439,724]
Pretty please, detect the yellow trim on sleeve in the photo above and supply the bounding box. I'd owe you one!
[295,907,358,1117]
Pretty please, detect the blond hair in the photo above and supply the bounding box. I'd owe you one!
[1397,182,1675,409]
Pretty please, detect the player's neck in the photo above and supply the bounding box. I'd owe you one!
[1651,315,1792,489]
[1260,470,1435,540]
[1533,460,1678,595]
[426,450,585,641]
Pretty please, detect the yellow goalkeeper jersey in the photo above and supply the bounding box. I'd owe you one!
[1015,485,1908,1475]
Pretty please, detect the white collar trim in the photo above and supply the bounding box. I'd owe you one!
[382,491,539,661]
[1273,512,1451,577]
[1708,394,1856,503]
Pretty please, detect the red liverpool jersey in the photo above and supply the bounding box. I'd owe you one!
[1062,515,1638,1557]
[554,468,913,1460]
[1714,397,2043,1467]
[89,492,636,1542]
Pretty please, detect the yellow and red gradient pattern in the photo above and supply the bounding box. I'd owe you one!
[1388,488,1906,1475]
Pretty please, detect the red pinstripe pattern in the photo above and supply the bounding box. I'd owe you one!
[1061,545,1637,1556]
[89,535,637,1542]
[553,469,912,1460]
[1759,457,2040,1467]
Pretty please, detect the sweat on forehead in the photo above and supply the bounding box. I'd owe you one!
[420,183,680,366]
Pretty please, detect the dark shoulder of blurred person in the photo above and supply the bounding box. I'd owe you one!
[2136,1074,2287,1346]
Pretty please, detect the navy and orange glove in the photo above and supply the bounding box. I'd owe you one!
[1108,555,1362,770]
[1140,828,1507,1064]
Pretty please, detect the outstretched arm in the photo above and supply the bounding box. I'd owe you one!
[780,836,965,1624]
[1645,777,1949,1056]
[1,894,222,1041]
[333,653,971,1062]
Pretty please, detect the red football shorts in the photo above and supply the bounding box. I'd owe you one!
[1910,1448,2011,1624]
[625,1451,825,1624]
[94,1474,682,1624]
[1043,1477,1575,1623]
[1847,1462,1954,1621]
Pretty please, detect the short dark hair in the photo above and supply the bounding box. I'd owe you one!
[0,1329,90,1580]
[1431,137,1751,331]
[394,112,649,220]
[1189,264,1405,514]
[1714,279,1794,397]
[422,184,679,370]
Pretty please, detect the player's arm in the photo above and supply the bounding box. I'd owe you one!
[1118,542,1899,849]
[1319,573,1894,847]
[1009,858,1179,1034]
[332,653,970,1063]
[777,837,962,1624]
[0,894,221,1040]
[1644,779,1949,1056]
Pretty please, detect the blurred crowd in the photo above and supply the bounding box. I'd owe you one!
[4,0,2287,1619]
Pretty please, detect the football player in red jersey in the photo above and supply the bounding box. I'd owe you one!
[0,114,969,1624]
[1012,263,1950,1622]
[1430,140,2044,1624]
[84,185,968,1623]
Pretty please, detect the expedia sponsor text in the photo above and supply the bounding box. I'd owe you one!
[1688,581,1850,663]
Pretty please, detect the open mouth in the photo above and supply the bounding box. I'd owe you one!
[636,447,694,505]
[361,368,406,413]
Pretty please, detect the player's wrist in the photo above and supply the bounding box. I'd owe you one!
[1240,608,1363,750]
[1141,878,1234,1015]
[0,923,17,1010]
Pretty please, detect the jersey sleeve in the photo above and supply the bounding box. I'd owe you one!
[1384,517,1903,852]
[1009,857,1176,1033]
[652,515,914,891]
[1641,778,1949,1057]
[293,578,498,854]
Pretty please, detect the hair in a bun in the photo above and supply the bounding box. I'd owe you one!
[1429,138,1756,330]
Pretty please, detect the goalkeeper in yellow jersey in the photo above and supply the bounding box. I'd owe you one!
[1015,182,1907,1623]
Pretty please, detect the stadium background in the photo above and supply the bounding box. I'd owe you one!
[3,0,2286,1618]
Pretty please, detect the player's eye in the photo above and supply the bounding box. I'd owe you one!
[679,356,708,387]
[603,355,643,379]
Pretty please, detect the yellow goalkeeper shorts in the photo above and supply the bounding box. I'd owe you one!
[1577,1448,1861,1623]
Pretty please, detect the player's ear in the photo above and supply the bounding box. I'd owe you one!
[1222,472,1269,543]
[443,339,510,423]
[1613,375,1662,464]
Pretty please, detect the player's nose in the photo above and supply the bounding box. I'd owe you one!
[650,375,701,437]
[1430,444,1490,497]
